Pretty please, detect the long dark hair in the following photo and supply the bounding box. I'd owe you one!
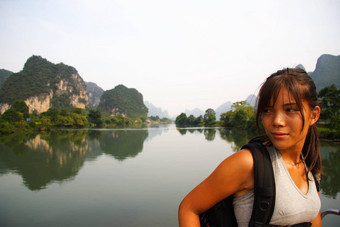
[254,67,321,177]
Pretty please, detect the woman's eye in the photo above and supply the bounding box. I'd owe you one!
[286,108,298,112]
[263,108,272,113]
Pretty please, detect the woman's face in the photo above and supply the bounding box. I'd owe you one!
[261,87,319,153]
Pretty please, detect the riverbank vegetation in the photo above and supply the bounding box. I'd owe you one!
[175,85,340,141]
[175,108,216,127]
[1,84,338,140]
[148,115,172,124]
[175,101,256,131]
[317,85,340,140]
[0,101,171,135]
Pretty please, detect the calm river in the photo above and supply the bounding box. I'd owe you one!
[0,124,339,226]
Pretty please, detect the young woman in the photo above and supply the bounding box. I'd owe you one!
[178,68,322,226]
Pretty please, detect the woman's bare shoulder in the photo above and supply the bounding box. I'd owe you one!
[218,148,254,172]
[204,148,255,195]
[178,148,255,220]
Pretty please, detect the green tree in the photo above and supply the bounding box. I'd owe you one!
[72,108,83,115]
[220,101,255,130]
[231,108,248,129]
[150,115,160,121]
[220,111,233,127]
[60,109,68,116]
[110,115,132,127]
[187,115,196,126]
[174,113,203,127]
[203,108,216,126]
[40,116,52,129]
[88,109,102,127]
[0,120,15,134]
[175,113,188,127]
[1,108,23,123]
[11,100,29,119]
[42,107,59,123]
[70,113,88,127]
[195,115,203,126]
[56,115,74,127]
[318,84,340,131]
[1,100,29,123]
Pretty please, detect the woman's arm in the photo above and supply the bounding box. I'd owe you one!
[310,211,322,227]
[178,149,255,227]
[311,191,322,227]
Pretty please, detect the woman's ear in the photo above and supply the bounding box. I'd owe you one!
[310,106,321,126]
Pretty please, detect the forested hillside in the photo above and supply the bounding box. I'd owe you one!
[309,54,340,91]
[0,69,13,88]
[98,84,148,119]
[0,56,89,113]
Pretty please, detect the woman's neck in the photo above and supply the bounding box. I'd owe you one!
[278,146,303,166]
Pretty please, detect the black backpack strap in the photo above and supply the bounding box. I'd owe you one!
[241,142,276,227]
[199,195,237,227]
[200,142,276,227]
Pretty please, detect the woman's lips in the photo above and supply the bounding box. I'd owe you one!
[271,132,289,139]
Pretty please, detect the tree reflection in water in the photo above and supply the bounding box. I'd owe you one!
[175,127,340,199]
[0,129,149,190]
[0,130,89,190]
[0,128,338,199]
[99,129,148,161]
[319,141,340,199]
[218,128,258,152]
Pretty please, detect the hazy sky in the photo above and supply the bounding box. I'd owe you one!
[1,0,339,116]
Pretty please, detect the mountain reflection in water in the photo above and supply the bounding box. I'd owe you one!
[0,127,338,198]
[0,126,339,227]
[0,129,148,190]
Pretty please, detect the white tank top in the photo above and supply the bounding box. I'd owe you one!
[233,146,321,226]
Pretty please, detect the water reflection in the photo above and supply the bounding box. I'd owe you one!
[176,127,257,150]
[218,128,258,151]
[146,124,169,142]
[176,127,217,140]
[320,141,340,199]
[177,128,188,135]
[0,130,88,190]
[174,127,340,198]
[99,129,148,161]
[176,127,209,137]
[0,128,338,198]
[0,129,148,191]
[204,129,216,141]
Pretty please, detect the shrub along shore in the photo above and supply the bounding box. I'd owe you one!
[0,102,171,135]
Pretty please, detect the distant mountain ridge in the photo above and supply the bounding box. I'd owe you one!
[214,94,256,120]
[144,101,170,118]
[308,54,340,91]
[215,101,232,120]
[185,108,204,117]
[212,54,339,119]
[86,82,104,108]
[0,54,338,118]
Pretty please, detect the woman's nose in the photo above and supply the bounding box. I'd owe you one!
[272,112,286,127]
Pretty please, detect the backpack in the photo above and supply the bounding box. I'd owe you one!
[199,142,318,227]
[199,142,276,227]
